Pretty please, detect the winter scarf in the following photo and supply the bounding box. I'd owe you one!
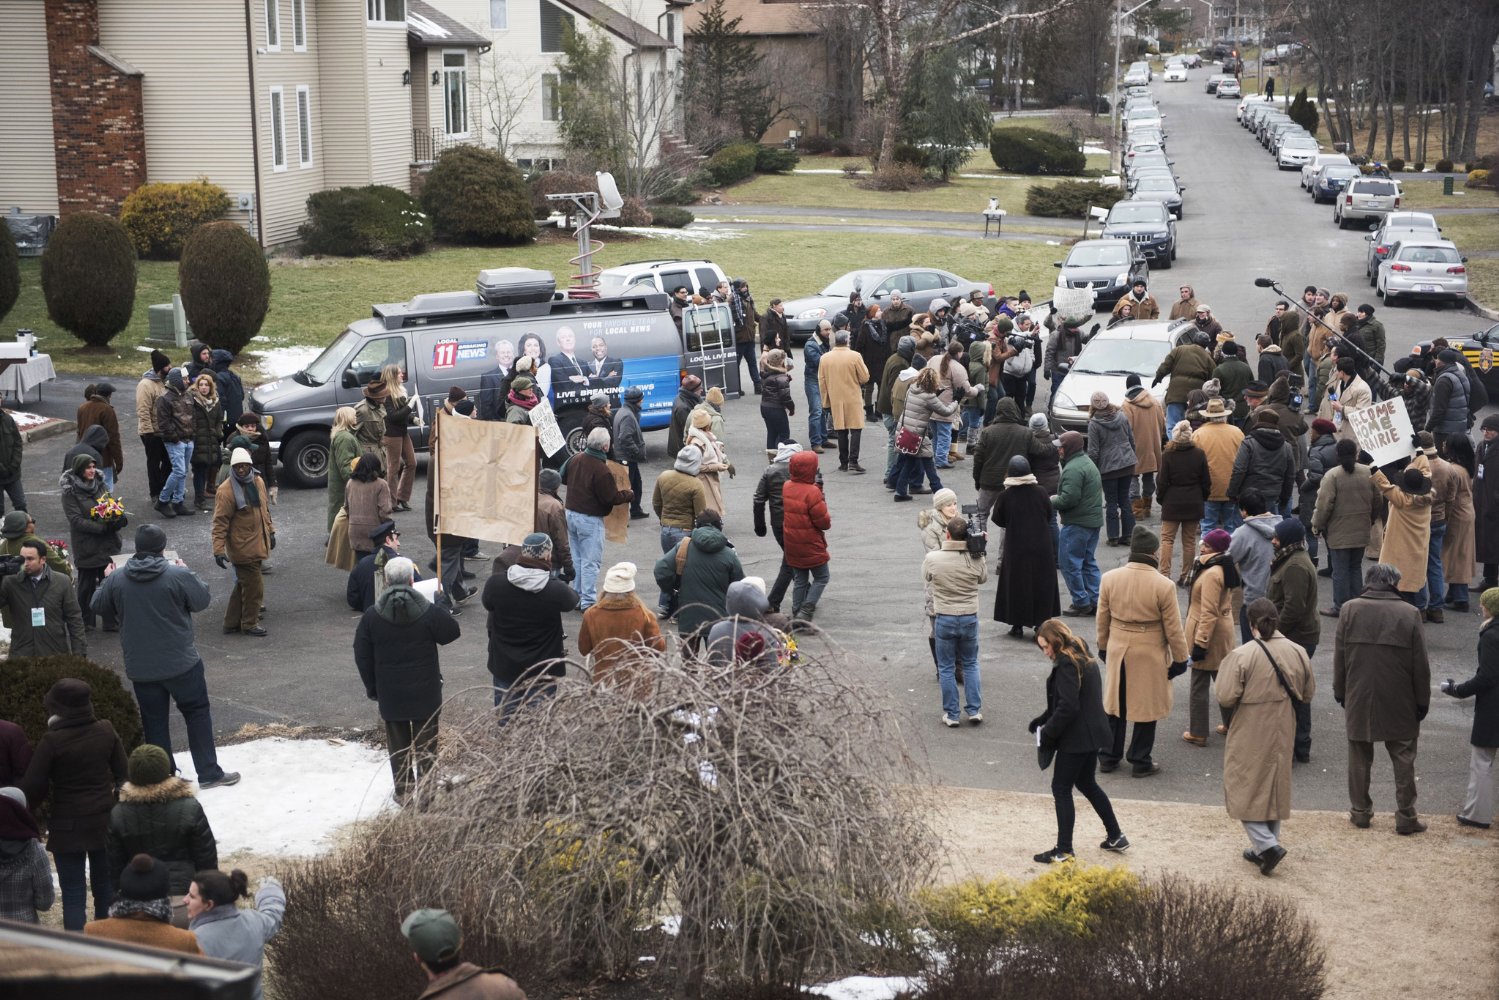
[507,390,538,411]
[1002,474,1038,487]
[229,467,260,510]
[1190,551,1242,590]
[1128,551,1159,568]
[107,898,173,923]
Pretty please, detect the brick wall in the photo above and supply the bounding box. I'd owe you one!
[45,0,147,216]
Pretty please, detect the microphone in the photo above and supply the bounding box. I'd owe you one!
[1253,277,1276,288]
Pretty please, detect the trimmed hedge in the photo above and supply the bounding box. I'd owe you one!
[119,179,233,260]
[755,146,800,174]
[1468,169,1493,189]
[421,146,536,246]
[649,205,695,228]
[0,655,144,751]
[179,221,271,356]
[990,127,1085,175]
[300,186,431,259]
[1287,88,1318,135]
[0,223,18,323]
[1435,158,1455,173]
[1388,158,1406,173]
[706,142,759,186]
[41,213,138,348]
[1025,180,1124,218]
[616,197,653,227]
[528,170,598,220]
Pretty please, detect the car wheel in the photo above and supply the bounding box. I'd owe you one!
[1368,269,1377,288]
[1171,245,1178,261]
[547,408,589,468]
[280,431,331,489]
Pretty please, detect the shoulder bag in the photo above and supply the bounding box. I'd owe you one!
[1251,638,1303,714]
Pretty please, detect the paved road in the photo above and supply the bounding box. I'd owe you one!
[18,85,1494,824]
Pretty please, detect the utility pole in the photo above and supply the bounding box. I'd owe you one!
[1110,0,1160,172]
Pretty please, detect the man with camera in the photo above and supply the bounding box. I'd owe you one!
[0,540,85,657]
[922,515,987,728]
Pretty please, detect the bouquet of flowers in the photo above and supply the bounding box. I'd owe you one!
[89,495,127,524]
[45,538,69,561]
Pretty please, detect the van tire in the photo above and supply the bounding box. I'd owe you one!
[541,409,589,469]
[282,431,331,489]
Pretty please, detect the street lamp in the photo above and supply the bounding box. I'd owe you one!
[1110,0,1162,171]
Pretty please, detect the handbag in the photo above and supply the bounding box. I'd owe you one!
[895,422,922,455]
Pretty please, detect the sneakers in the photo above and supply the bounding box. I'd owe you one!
[199,772,241,790]
[464,550,490,561]
[1100,834,1130,853]
[942,714,960,728]
[967,712,983,726]
[1033,847,1075,864]
[244,626,268,637]
[848,463,867,474]
[1257,844,1287,875]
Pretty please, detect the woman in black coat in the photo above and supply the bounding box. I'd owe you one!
[59,454,124,630]
[1028,619,1127,864]
[482,534,580,720]
[1475,414,1499,590]
[992,456,1060,638]
[1155,420,1211,586]
[1441,592,1499,829]
[20,679,128,931]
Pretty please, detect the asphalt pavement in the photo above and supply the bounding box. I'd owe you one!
[15,81,1496,822]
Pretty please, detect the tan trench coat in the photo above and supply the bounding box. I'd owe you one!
[1373,458,1432,594]
[1442,463,1476,586]
[1185,558,1236,672]
[1123,392,1166,475]
[1316,373,1373,443]
[817,345,870,431]
[685,425,728,515]
[1096,562,1190,721]
[1217,634,1316,821]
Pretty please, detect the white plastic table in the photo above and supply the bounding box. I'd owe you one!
[0,354,56,403]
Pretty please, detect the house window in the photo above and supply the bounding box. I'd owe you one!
[292,0,306,50]
[541,72,560,121]
[489,0,507,29]
[443,51,468,136]
[265,0,280,50]
[367,0,405,23]
[269,86,286,171]
[539,0,573,53]
[296,85,312,166]
[664,12,674,44]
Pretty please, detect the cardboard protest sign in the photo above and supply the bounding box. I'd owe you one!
[1344,397,1415,467]
[528,396,568,457]
[433,412,537,546]
[604,460,632,543]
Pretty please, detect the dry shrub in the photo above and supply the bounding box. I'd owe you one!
[270,645,936,1000]
[917,874,1327,1000]
[862,163,924,192]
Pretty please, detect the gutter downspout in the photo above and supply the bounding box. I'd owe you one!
[244,0,266,246]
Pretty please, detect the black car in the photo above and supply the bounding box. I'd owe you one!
[1054,239,1151,309]
[1101,200,1177,269]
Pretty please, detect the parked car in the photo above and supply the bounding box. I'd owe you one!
[1300,152,1352,189]
[1335,176,1403,228]
[1205,74,1232,94]
[1054,239,1150,309]
[1125,151,1175,182]
[781,267,994,341]
[1101,199,1177,269]
[1182,52,1203,68]
[1129,174,1186,218]
[1277,135,1321,169]
[1377,240,1468,306]
[1048,320,1197,430]
[1123,65,1150,87]
[1124,104,1165,134]
[1263,119,1302,149]
[1310,164,1362,203]
[1365,213,1442,281]
[1216,78,1242,98]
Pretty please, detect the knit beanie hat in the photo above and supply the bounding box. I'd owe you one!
[602,562,637,594]
[674,445,703,475]
[118,854,170,902]
[520,532,553,560]
[994,317,1014,334]
[1029,412,1050,433]
[70,453,95,477]
[447,386,467,403]
[128,744,173,786]
[706,386,726,407]
[1129,524,1159,557]
[1007,455,1031,477]
[1484,413,1499,434]
[1171,419,1193,444]
[135,523,168,553]
[896,336,916,361]
[932,487,958,511]
[1401,467,1431,494]
[538,468,562,493]
[0,511,28,539]
[1089,391,1112,412]
[589,393,609,410]
[1202,528,1232,553]
[150,349,171,372]
[1274,519,1306,547]
[1481,587,1499,618]
[510,376,534,393]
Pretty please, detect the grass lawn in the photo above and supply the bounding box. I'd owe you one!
[1467,259,1499,312]
[10,229,1062,382]
[708,211,1081,237]
[1399,179,1499,211]
[1432,212,1499,252]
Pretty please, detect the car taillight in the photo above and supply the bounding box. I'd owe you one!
[1394,197,1401,208]
[1448,266,1467,274]
[1376,246,1390,256]
[1345,194,1353,206]
[1390,264,1412,272]
[987,284,995,297]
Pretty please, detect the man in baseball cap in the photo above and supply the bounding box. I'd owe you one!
[401,908,528,998]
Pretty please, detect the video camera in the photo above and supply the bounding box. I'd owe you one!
[1004,334,1032,352]
[960,504,989,557]
[0,555,23,580]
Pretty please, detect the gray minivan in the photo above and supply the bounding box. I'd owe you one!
[250,269,684,487]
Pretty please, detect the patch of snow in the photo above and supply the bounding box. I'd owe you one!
[252,345,324,378]
[596,224,747,244]
[10,411,51,429]
[793,169,857,175]
[658,915,681,937]
[405,12,450,38]
[805,975,922,999]
[177,737,394,857]
[1083,145,1111,155]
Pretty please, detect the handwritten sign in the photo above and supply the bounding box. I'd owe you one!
[1344,397,1415,467]
[528,396,568,457]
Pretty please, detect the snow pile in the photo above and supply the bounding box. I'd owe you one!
[250,344,324,379]
[179,737,394,858]
[806,976,921,999]
[10,411,51,429]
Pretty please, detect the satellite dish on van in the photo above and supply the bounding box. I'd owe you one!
[596,172,623,220]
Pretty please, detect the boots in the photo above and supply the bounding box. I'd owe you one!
[791,604,817,632]
[1131,498,1147,521]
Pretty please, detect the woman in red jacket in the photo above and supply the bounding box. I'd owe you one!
[781,451,831,626]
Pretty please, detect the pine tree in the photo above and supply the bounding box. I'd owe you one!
[1288,88,1319,136]
[682,0,780,142]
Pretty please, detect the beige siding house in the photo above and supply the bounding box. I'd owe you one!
[0,0,488,247]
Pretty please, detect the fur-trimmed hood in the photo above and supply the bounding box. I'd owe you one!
[117,776,197,804]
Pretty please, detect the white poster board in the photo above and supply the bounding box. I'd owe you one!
[1051,286,1096,323]
[528,396,567,457]
[1344,397,1415,466]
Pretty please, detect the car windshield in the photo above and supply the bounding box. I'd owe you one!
[819,271,879,297]
[1073,338,1171,375]
[301,330,360,385]
[1135,177,1174,191]
[1388,214,1438,230]
[1283,138,1318,148]
[1067,245,1130,267]
[1109,203,1167,223]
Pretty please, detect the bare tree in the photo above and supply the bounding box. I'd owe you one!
[479,53,540,161]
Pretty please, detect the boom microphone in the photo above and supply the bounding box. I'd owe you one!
[1253,277,1276,288]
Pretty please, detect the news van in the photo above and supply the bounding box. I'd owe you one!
[249,269,684,487]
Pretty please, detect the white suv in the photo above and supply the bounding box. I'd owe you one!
[597,258,729,297]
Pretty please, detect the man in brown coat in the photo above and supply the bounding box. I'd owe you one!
[816,331,871,473]
[212,448,275,637]
[1333,562,1431,834]
[402,908,528,1000]
[1122,378,1165,519]
[76,383,124,490]
[1096,525,1191,776]
[1196,398,1246,534]
[564,427,634,612]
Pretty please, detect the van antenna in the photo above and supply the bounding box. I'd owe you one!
[545,172,624,299]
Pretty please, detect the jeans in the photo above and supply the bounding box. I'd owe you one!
[934,613,981,718]
[1329,546,1364,610]
[1202,500,1242,535]
[1102,475,1135,541]
[1131,471,1155,503]
[132,660,225,784]
[882,414,898,478]
[435,534,467,608]
[791,562,830,612]
[736,341,761,390]
[1400,585,1428,609]
[493,678,557,723]
[804,380,826,446]
[101,467,115,493]
[891,454,941,497]
[1447,581,1471,607]
[1058,524,1101,607]
[960,407,984,444]
[53,849,111,931]
[658,525,690,612]
[0,478,27,515]
[932,421,954,467]
[1051,751,1121,852]
[566,509,605,610]
[1165,401,1187,429]
[160,439,194,504]
[761,405,791,450]
[1426,521,1448,609]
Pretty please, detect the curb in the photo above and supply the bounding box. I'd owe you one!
[1467,296,1499,322]
[18,417,75,445]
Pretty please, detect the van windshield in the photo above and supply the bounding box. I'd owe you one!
[300,330,359,386]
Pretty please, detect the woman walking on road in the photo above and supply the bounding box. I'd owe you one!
[759,350,796,451]
[992,456,1060,638]
[377,363,418,512]
[1183,529,1240,746]
[1029,619,1129,864]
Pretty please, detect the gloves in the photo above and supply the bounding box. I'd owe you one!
[1441,679,1457,696]
[1358,450,1375,466]
[107,515,127,531]
[270,532,277,550]
[1416,703,1429,722]
[1191,644,1208,662]
[727,463,737,479]
[1027,715,1046,734]
[1168,661,1188,679]
[214,554,228,569]
[560,565,576,583]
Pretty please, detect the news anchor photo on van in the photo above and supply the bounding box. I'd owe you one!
[249,269,685,487]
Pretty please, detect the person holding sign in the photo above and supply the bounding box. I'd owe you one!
[1317,356,1373,443]
[1372,450,1435,608]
